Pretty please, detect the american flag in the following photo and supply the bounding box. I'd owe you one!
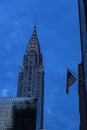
[66,70,77,94]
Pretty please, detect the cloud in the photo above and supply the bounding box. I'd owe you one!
[1,89,8,97]
[5,71,15,78]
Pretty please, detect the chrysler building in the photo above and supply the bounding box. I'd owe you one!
[17,25,44,129]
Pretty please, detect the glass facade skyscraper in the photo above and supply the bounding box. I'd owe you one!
[0,97,38,130]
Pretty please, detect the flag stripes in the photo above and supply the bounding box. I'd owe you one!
[66,70,77,94]
[67,74,77,87]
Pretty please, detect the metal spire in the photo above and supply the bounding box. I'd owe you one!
[25,24,40,54]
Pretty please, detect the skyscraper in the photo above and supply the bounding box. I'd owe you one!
[17,25,44,129]
[0,97,38,130]
[78,0,87,130]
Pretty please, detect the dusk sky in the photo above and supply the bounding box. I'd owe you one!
[0,0,81,130]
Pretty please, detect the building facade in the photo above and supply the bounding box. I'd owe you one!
[17,25,44,129]
[78,0,87,130]
[0,97,39,130]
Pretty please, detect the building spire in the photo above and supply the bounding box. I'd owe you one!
[25,24,40,55]
[30,24,39,46]
[31,23,37,38]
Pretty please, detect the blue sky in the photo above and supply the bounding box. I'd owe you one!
[0,0,81,130]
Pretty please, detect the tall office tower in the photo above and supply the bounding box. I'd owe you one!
[78,0,87,130]
[17,25,44,129]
